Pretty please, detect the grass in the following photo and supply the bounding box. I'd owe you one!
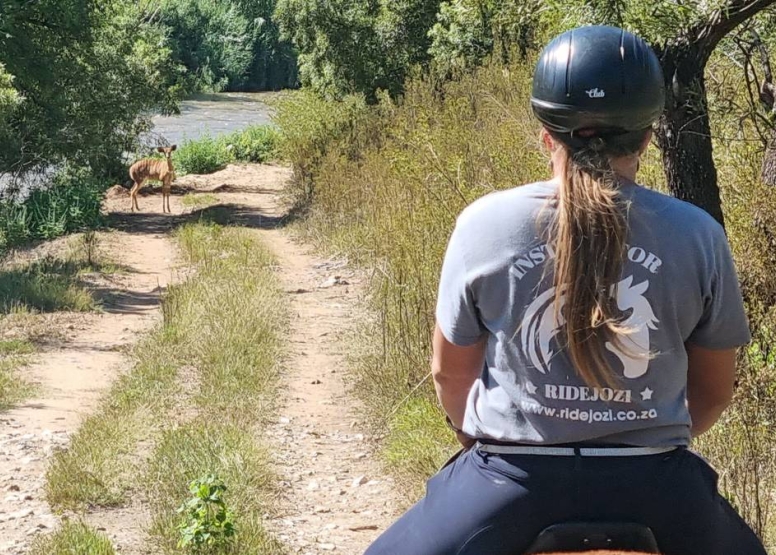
[146,422,284,555]
[276,53,776,544]
[0,257,96,313]
[181,193,219,209]
[0,337,36,409]
[45,222,286,554]
[0,355,34,409]
[29,521,116,555]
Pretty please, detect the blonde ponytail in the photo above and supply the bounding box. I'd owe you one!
[550,133,645,389]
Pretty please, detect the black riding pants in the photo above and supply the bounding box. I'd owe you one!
[364,446,766,555]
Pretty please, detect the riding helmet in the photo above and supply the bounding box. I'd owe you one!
[530,25,665,135]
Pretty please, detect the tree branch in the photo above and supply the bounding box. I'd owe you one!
[694,0,776,58]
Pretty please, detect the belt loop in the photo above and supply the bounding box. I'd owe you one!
[573,446,582,511]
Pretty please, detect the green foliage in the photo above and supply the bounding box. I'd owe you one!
[158,0,297,93]
[176,136,232,175]
[0,0,181,181]
[275,0,440,100]
[383,397,456,499]
[29,521,116,555]
[429,0,548,74]
[220,125,281,163]
[177,475,236,552]
[274,90,376,205]
[0,169,105,251]
[176,125,281,175]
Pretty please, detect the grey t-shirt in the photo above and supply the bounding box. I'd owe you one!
[436,180,750,447]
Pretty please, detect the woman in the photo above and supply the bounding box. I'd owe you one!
[365,25,766,555]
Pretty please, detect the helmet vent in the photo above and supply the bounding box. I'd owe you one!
[565,30,573,97]
[619,29,627,94]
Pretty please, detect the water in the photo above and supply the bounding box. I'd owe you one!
[148,92,277,147]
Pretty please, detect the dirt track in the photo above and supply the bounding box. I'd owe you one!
[0,164,400,554]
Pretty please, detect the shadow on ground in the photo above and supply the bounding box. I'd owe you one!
[107,202,286,235]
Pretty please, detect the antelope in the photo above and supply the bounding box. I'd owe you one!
[128,145,177,213]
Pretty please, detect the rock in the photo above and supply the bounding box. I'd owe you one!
[311,379,322,385]
[349,524,379,532]
[307,481,319,491]
[319,543,336,551]
[351,476,367,488]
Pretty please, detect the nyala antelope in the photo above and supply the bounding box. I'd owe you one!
[128,145,177,213]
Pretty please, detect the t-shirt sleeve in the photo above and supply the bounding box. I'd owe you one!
[435,220,486,346]
[687,227,751,349]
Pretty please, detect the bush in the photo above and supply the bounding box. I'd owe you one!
[175,126,282,176]
[0,167,106,253]
[175,136,232,175]
[273,90,377,206]
[220,125,281,164]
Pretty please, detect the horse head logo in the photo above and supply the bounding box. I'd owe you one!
[520,276,658,379]
[605,276,659,379]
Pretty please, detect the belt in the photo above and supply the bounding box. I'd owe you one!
[476,442,677,457]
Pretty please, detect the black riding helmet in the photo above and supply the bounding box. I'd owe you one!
[530,25,665,138]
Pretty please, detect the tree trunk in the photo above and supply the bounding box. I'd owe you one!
[762,130,776,185]
[655,45,725,226]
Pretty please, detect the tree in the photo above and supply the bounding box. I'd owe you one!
[0,0,181,182]
[275,0,441,100]
[652,1,776,226]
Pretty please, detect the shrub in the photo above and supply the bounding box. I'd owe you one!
[0,167,105,252]
[219,125,281,164]
[175,136,231,175]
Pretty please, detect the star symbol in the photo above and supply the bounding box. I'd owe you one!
[640,387,654,401]
[526,381,538,395]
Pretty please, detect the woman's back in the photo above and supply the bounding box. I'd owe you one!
[436,179,750,446]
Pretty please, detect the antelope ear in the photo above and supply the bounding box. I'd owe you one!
[157,146,165,153]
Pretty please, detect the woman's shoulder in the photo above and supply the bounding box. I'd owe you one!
[457,181,555,229]
[629,184,726,243]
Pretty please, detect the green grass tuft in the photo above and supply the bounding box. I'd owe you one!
[181,194,219,209]
[0,257,96,313]
[29,521,115,555]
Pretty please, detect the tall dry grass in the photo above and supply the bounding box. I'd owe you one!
[277,52,776,547]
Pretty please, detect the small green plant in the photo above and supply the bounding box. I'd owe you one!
[177,474,236,552]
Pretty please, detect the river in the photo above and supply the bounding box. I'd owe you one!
[147,92,277,147]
